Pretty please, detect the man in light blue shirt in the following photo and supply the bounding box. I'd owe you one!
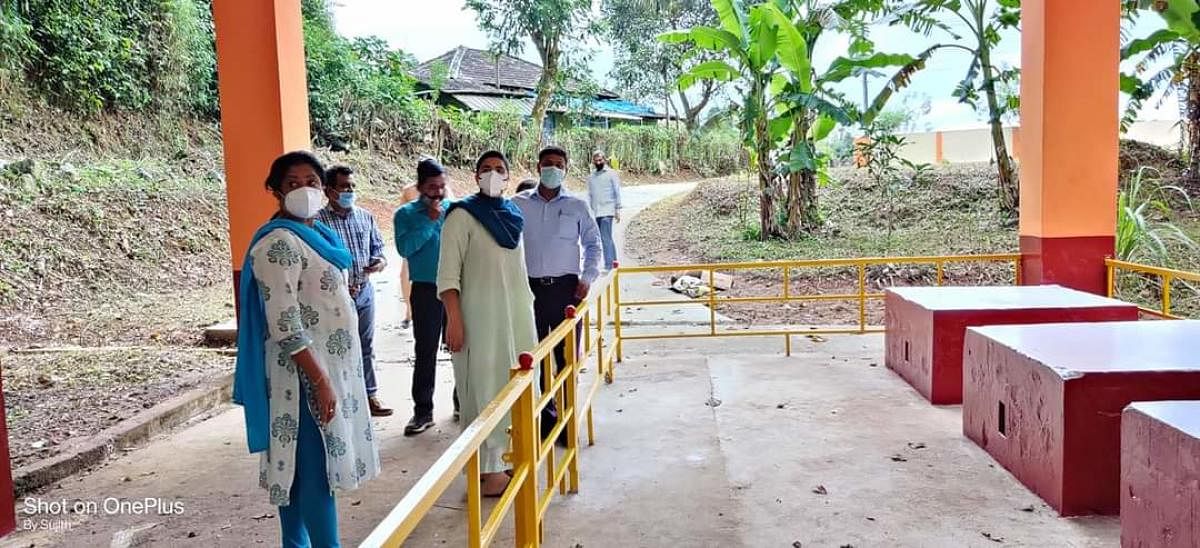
[512,146,602,445]
[587,150,622,270]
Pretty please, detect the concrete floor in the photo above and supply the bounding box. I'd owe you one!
[2,335,1121,547]
[2,184,1121,547]
[400,335,1120,548]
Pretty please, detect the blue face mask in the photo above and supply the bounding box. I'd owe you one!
[539,166,565,190]
[337,191,355,208]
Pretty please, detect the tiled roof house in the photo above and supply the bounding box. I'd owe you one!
[412,46,666,131]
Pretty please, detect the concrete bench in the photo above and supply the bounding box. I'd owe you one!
[885,285,1138,404]
[963,321,1200,516]
[1122,401,1200,548]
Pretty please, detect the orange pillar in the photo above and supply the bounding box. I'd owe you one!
[934,131,944,163]
[1019,0,1119,294]
[212,0,311,295]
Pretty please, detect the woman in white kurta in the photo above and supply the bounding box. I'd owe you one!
[235,151,380,547]
[438,150,538,496]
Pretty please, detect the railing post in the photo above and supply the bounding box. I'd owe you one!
[466,452,482,548]
[564,306,581,493]
[935,261,944,286]
[1162,274,1173,317]
[708,268,717,336]
[1106,260,1115,297]
[512,353,540,548]
[596,287,608,384]
[858,263,868,333]
[613,262,623,363]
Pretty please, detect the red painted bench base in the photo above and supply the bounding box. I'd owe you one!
[0,373,13,538]
[885,285,1137,404]
[964,321,1200,516]
[1122,401,1200,548]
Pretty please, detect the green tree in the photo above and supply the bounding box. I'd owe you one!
[1121,0,1200,181]
[897,0,1022,215]
[661,0,785,237]
[300,0,427,147]
[769,1,937,235]
[602,0,723,131]
[665,0,935,237]
[466,0,595,142]
[875,93,934,133]
[9,0,217,114]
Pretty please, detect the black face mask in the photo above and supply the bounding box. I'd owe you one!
[594,163,604,171]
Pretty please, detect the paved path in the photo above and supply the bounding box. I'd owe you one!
[610,182,735,329]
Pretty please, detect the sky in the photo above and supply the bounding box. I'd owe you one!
[333,1,1179,132]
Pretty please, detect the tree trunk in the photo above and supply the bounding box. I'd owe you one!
[785,122,821,237]
[681,81,715,132]
[1186,53,1200,183]
[979,48,1019,214]
[531,49,559,146]
[754,109,782,240]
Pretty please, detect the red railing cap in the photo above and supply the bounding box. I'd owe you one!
[565,305,577,319]
[518,352,534,370]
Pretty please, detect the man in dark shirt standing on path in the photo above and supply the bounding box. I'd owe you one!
[513,146,602,445]
[319,165,393,417]
[393,159,452,436]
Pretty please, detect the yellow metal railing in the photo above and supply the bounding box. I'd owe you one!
[360,273,619,548]
[362,253,1021,546]
[613,254,1022,358]
[1106,258,1200,319]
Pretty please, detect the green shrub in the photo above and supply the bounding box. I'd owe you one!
[0,5,36,89]
[1116,166,1197,265]
[9,0,216,114]
[436,107,535,169]
[301,0,430,147]
[556,123,742,177]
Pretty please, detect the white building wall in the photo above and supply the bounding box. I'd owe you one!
[894,121,1182,164]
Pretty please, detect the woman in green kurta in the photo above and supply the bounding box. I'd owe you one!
[437,150,538,496]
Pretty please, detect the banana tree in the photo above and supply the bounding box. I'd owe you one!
[766,0,941,235]
[664,0,939,238]
[662,0,787,238]
[1122,0,1200,181]
[893,0,1022,214]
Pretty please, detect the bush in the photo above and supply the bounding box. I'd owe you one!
[301,0,431,148]
[436,107,535,170]
[0,5,36,90]
[556,124,742,177]
[432,113,743,177]
[8,0,216,114]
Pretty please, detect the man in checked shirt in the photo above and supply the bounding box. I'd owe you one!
[318,165,394,417]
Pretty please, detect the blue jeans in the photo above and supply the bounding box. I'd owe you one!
[354,280,377,395]
[596,217,617,270]
[278,391,340,547]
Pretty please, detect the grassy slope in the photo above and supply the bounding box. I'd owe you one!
[629,164,1016,266]
[627,162,1200,324]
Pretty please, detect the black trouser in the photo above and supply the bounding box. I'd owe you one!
[530,275,581,440]
[410,282,445,418]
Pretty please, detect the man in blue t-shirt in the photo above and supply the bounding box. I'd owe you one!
[393,159,452,436]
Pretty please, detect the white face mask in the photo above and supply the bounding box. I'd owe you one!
[539,166,565,190]
[284,187,325,219]
[479,171,506,197]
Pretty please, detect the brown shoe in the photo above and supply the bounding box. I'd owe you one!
[368,396,394,417]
